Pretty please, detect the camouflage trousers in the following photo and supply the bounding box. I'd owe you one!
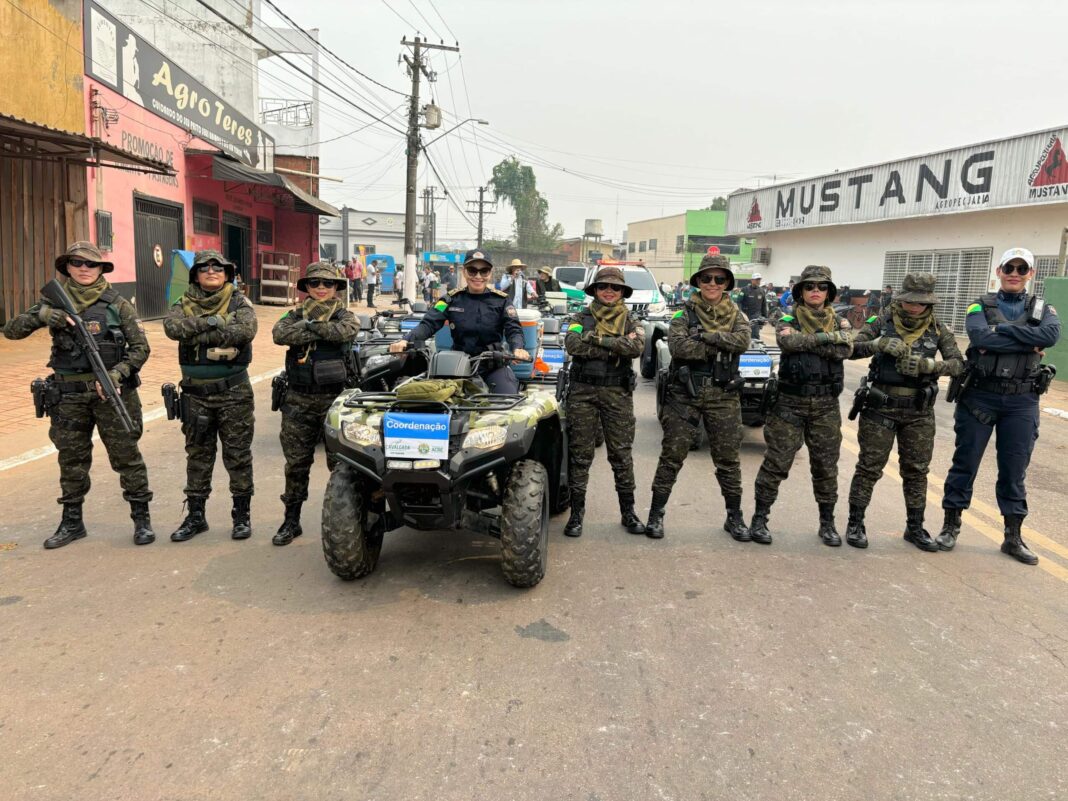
[182,380,255,499]
[848,406,935,510]
[754,393,842,506]
[566,382,636,496]
[49,387,151,505]
[279,388,338,505]
[652,383,742,500]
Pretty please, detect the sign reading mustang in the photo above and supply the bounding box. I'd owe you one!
[83,0,273,169]
[727,125,1068,235]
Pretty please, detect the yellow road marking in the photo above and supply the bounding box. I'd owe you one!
[837,429,1068,583]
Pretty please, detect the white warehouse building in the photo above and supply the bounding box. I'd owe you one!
[726,125,1068,332]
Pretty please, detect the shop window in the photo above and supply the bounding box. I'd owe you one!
[676,234,685,253]
[638,241,647,253]
[649,238,657,251]
[193,199,219,235]
[257,216,273,245]
[628,242,635,254]
[320,243,338,261]
[883,247,991,334]
[95,210,113,250]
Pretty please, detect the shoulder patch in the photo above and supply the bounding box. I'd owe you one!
[966,303,983,315]
[781,314,794,322]
[280,310,291,320]
[506,306,517,317]
[434,300,448,312]
[568,323,583,333]
[865,315,877,324]
[1048,304,1057,316]
[672,310,684,319]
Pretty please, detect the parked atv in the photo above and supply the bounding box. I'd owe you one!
[321,348,569,588]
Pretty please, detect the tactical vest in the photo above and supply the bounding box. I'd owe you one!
[49,289,126,374]
[868,312,939,389]
[777,318,843,394]
[285,309,352,391]
[674,306,741,387]
[570,311,635,386]
[178,293,253,369]
[966,293,1043,383]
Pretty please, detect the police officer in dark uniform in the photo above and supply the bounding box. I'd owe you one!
[272,262,360,546]
[390,249,530,392]
[941,247,1061,564]
[739,273,769,340]
[3,242,155,548]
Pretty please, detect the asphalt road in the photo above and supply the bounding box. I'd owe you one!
[2,364,1067,801]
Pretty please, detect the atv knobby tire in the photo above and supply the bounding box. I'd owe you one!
[500,460,549,588]
[321,464,383,580]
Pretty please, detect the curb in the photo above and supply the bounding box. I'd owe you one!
[0,368,281,474]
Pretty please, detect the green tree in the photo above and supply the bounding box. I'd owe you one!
[488,156,563,251]
[707,196,728,211]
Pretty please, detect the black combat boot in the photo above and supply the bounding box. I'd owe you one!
[845,503,868,549]
[936,508,962,551]
[231,495,252,540]
[564,493,585,538]
[272,502,303,546]
[817,502,841,547]
[618,492,645,535]
[43,503,87,549]
[1001,514,1038,565]
[171,497,209,542]
[903,507,938,552]
[724,496,750,542]
[748,501,773,545]
[645,491,669,539]
[130,501,156,546]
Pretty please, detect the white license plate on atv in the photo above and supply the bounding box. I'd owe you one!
[382,412,450,460]
[541,348,565,374]
[739,354,773,379]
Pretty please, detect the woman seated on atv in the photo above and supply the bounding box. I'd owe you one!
[389,249,531,393]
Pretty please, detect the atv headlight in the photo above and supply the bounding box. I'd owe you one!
[462,426,508,450]
[648,300,667,314]
[342,422,381,447]
[364,353,394,370]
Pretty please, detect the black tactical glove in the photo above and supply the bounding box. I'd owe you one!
[872,337,906,358]
[39,305,70,330]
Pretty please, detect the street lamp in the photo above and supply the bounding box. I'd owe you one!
[423,118,489,148]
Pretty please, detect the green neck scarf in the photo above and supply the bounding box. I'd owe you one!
[690,294,738,333]
[62,276,108,313]
[181,281,234,318]
[795,302,836,335]
[302,297,344,322]
[891,301,934,347]
[588,297,628,336]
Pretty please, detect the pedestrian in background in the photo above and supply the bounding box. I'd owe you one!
[500,258,535,310]
[352,257,364,303]
[941,248,1061,564]
[562,265,645,538]
[271,262,359,546]
[739,273,769,339]
[344,258,356,304]
[3,242,155,548]
[164,249,258,543]
[646,255,751,540]
[750,266,853,546]
[365,260,378,308]
[846,273,962,550]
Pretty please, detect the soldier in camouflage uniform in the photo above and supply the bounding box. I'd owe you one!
[846,272,962,550]
[562,265,645,538]
[272,262,360,545]
[163,250,258,542]
[750,265,853,547]
[3,242,155,548]
[646,255,751,540]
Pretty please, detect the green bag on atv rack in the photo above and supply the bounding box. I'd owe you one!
[395,379,460,402]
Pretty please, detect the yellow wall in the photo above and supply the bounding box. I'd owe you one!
[0,0,84,132]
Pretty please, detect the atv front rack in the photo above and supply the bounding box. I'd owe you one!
[342,392,527,413]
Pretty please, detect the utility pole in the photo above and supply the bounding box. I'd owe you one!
[466,186,496,248]
[421,186,438,253]
[401,36,458,303]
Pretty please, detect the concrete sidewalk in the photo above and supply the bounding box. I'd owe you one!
[0,294,387,466]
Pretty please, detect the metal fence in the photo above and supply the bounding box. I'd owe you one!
[882,247,993,334]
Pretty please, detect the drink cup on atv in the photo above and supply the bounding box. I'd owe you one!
[320,346,568,588]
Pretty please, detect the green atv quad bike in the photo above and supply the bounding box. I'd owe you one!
[320,348,570,588]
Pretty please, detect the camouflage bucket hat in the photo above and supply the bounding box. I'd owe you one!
[895,272,939,305]
[690,254,735,290]
[298,260,348,292]
[55,241,114,275]
[585,265,633,298]
[792,264,837,302]
[190,248,235,283]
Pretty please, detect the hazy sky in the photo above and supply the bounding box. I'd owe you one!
[258,0,1068,247]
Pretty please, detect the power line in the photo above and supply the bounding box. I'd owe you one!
[405,0,443,40]
[425,0,459,42]
[381,0,419,31]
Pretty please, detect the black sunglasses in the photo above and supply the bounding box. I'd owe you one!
[1001,262,1030,276]
[801,281,830,292]
[591,282,621,292]
[197,263,226,273]
[67,258,101,268]
[304,279,336,289]
[698,273,728,285]
[465,265,493,276]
